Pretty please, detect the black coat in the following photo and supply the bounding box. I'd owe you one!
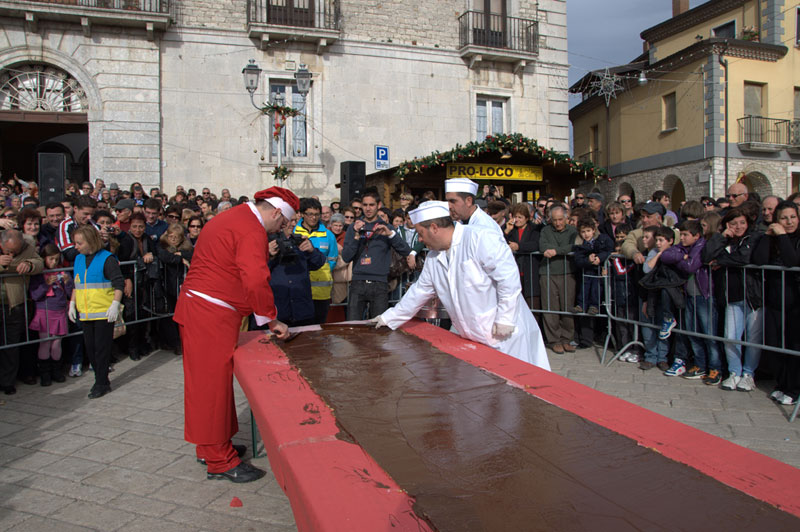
[702,230,763,308]
[506,222,541,298]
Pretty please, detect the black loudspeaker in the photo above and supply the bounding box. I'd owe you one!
[38,153,66,205]
[340,161,365,206]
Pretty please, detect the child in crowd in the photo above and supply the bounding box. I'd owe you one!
[608,224,638,362]
[28,244,73,386]
[573,219,614,315]
[638,226,681,371]
[659,220,722,383]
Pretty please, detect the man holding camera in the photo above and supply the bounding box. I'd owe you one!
[341,189,412,320]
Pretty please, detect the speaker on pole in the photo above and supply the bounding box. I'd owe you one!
[339,161,365,206]
[38,153,66,205]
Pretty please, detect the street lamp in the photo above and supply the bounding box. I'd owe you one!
[242,59,313,176]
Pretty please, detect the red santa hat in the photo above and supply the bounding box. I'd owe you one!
[254,187,299,220]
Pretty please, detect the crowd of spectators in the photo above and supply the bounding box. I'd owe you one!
[1,176,798,408]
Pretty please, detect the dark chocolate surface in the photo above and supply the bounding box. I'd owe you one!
[281,326,800,532]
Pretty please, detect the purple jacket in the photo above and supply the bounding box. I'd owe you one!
[659,237,710,298]
[29,273,73,312]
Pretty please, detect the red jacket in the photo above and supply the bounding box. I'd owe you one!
[174,204,276,323]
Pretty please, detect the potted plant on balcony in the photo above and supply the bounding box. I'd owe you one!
[740,26,759,42]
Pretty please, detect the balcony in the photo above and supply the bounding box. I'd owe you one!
[789,120,800,154]
[246,0,340,52]
[457,10,539,70]
[737,116,790,153]
[576,150,601,166]
[0,0,170,40]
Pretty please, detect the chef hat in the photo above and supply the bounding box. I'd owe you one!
[409,201,451,225]
[254,187,299,220]
[444,178,479,195]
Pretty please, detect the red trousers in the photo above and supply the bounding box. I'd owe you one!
[176,294,243,473]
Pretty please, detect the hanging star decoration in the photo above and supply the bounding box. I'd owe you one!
[590,68,624,107]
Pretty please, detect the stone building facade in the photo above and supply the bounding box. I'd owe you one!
[0,0,568,201]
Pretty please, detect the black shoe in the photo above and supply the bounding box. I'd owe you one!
[197,444,246,465]
[207,461,265,483]
[39,360,52,387]
[51,363,65,383]
[130,352,141,361]
[2,386,16,395]
[88,385,112,399]
[21,375,37,385]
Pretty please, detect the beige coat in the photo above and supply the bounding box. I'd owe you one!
[0,241,44,309]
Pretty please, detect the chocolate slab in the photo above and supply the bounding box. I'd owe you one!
[281,326,800,531]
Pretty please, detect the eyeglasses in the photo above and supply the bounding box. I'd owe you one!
[166,214,180,220]
[3,214,15,218]
[537,203,547,208]
[620,199,632,204]
[703,202,714,207]
[344,215,355,220]
[303,212,320,218]
[726,192,745,199]
[575,196,585,200]
[353,207,362,211]
[188,224,202,229]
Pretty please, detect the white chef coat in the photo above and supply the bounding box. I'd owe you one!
[463,206,504,239]
[381,224,550,370]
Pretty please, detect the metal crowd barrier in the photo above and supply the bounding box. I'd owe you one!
[0,259,179,352]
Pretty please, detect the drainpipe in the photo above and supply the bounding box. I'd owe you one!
[719,42,729,192]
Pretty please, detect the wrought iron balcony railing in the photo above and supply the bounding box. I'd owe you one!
[25,0,169,13]
[458,10,538,54]
[738,116,791,149]
[247,0,339,30]
[576,150,601,165]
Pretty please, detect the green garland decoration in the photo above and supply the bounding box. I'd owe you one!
[394,133,608,180]
[272,165,292,181]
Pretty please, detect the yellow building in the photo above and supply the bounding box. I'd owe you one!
[570,0,800,204]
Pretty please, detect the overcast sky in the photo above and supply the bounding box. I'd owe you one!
[566,0,705,150]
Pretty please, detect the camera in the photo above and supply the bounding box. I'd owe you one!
[289,234,306,246]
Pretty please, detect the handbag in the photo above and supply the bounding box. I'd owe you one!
[113,304,127,339]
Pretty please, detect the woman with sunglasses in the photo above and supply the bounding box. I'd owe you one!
[342,207,356,230]
[186,215,204,246]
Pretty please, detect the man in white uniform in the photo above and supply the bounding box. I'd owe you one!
[372,202,550,370]
[444,178,504,238]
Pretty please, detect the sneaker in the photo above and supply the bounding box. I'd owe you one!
[736,373,755,392]
[639,360,655,370]
[720,374,740,391]
[703,369,721,385]
[664,359,686,377]
[572,305,583,314]
[682,366,706,379]
[770,390,786,402]
[777,394,798,405]
[656,361,670,372]
[659,317,677,340]
[587,306,599,315]
[618,351,633,362]
[625,353,639,363]
[69,364,82,377]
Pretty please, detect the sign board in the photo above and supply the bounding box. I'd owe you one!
[375,145,390,170]
[445,163,543,181]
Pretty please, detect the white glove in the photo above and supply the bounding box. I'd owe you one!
[106,300,121,323]
[68,300,77,323]
[369,315,388,329]
[492,323,515,341]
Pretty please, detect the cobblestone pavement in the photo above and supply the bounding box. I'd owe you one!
[1,345,797,531]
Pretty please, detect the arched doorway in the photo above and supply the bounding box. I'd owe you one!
[0,63,89,189]
[738,171,772,199]
[662,174,686,207]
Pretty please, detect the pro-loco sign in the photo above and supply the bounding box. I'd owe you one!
[446,163,543,181]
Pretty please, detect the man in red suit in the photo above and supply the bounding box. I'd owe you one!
[174,187,296,483]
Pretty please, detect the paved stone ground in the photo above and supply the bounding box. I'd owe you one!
[1,345,797,531]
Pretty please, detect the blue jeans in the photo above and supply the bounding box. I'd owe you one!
[640,299,668,363]
[576,275,600,310]
[723,301,763,377]
[683,295,722,371]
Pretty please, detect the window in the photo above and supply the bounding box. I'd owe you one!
[476,97,505,140]
[589,125,599,163]
[662,92,677,131]
[744,82,765,116]
[794,87,800,120]
[472,0,507,47]
[269,82,308,159]
[712,20,736,39]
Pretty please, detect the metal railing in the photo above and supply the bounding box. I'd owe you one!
[247,0,339,30]
[458,10,538,54]
[26,0,169,12]
[738,116,791,145]
[790,120,800,147]
[576,150,601,165]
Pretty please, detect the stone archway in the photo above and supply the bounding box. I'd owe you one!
[738,171,772,199]
[662,174,686,206]
[617,181,634,203]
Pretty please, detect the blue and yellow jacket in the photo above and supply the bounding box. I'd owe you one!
[294,221,338,300]
[74,249,115,321]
